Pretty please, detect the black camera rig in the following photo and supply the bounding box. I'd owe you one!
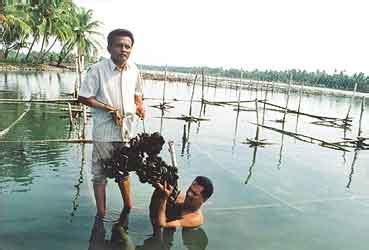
[103,132,180,202]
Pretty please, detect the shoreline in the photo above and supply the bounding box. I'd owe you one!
[0,62,73,72]
[1,63,368,99]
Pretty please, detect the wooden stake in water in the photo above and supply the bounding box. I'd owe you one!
[189,74,198,117]
[358,96,365,137]
[297,82,304,114]
[162,66,167,105]
[282,73,293,123]
[262,86,268,125]
[255,98,260,140]
[168,140,178,168]
[199,68,205,115]
[68,103,74,128]
[201,68,205,102]
[345,82,358,121]
[237,72,243,112]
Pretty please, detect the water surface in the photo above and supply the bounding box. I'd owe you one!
[1,71,369,250]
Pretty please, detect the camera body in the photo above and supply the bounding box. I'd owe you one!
[103,132,180,202]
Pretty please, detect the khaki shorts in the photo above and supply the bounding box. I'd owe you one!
[92,142,130,184]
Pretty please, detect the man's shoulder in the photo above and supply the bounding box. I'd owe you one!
[127,61,140,73]
[86,58,110,73]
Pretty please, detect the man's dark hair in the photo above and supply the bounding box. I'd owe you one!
[107,29,134,47]
[194,176,214,200]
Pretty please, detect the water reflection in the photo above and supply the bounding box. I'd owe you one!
[181,122,191,158]
[346,150,359,189]
[0,71,75,99]
[88,214,208,250]
[245,146,258,185]
[70,144,86,221]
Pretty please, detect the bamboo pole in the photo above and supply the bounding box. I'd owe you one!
[358,96,365,137]
[262,86,268,125]
[0,139,93,143]
[259,100,347,121]
[253,123,350,152]
[345,82,358,121]
[237,72,243,112]
[189,74,198,117]
[282,73,293,123]
[68,103,74,128]
[255,98,260,140]
[0,105,31,137]
[160,110,164,134]
[199,68,205,115]
[0,98,78,103]
[162,66,167,105]
[297,82,304,114]
[233,81,242,143]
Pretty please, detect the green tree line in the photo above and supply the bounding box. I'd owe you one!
[0,0,102,66]
[140,65,369,93]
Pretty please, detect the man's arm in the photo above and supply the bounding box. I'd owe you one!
[134,95,144,119]
[78,96,124,127]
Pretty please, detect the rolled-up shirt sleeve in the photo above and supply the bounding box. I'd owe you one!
[79,67,99,98]
[134,71,143,96]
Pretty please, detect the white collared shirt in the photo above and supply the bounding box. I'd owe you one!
[80,58,143,142]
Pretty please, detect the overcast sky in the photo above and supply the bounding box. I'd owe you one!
[75,0,369,74]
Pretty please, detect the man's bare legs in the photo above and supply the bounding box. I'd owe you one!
[118,176,132,229]
[93,182,106,218]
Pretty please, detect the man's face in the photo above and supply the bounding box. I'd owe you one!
[108,36,133,66]
[184,182,205,210]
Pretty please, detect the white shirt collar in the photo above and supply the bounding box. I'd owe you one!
[108,58,131,72]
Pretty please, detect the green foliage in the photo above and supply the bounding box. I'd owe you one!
[139,64,369,93]
[0,0,101,65]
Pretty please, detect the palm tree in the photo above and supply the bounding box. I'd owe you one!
[24,3,44,61]
[57,7,102,66]
[1,4,32,59]
[38,0,75,62]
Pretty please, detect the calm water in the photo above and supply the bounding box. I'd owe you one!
[1,71,369,250]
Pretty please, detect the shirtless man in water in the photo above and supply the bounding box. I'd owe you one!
[150,176,214,233]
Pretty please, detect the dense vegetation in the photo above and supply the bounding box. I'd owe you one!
[140,65,369,93]
[0,0,102,66]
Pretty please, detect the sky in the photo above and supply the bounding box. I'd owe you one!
[74,0,369,74]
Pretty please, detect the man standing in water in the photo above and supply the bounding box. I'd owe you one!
[78,29,144,230]
[150,176,214,232]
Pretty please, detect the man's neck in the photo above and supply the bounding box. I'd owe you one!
[182,203,201,213]
[111,58,127,71]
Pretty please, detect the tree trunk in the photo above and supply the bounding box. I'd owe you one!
[57,41,75,66]
[25,35,37,61]
[15,46,21,60]
[38,32,49,62]
[40,36,57,61]
[4,47,9,59]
